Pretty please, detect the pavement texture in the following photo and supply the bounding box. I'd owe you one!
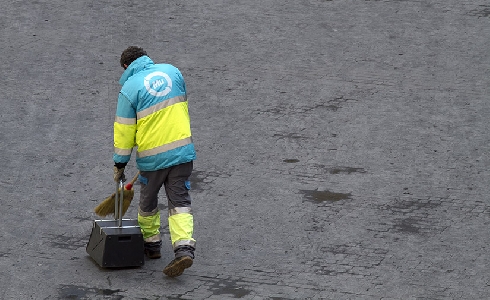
[1,0,490,299]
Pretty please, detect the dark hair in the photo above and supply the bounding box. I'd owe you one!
[120,46,147,68]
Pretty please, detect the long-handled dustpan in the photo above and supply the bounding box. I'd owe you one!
[86,179,144,268]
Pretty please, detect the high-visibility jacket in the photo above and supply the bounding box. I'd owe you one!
[113,56,196,171]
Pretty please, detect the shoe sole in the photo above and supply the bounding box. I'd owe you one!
[163,257,193,277]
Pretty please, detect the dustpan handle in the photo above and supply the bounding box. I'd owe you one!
[115,180,124,227]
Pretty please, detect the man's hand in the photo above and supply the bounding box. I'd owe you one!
[113,166,126,182]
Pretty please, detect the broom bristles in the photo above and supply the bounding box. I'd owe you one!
[94,189,135,217]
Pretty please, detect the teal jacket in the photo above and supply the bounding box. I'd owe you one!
[113,56,196,171]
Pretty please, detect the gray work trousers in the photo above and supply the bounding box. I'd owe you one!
[139,161,193,216]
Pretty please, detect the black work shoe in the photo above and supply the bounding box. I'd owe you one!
[174,245,195,259]
[163,256,193,277]
[144,241,162,259]
[144,248,161,259]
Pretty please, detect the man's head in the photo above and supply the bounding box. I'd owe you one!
[120,46,147,69]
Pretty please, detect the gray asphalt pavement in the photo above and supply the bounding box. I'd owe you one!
[1,0,490,299]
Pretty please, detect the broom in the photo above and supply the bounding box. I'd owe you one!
[94,172,140,217]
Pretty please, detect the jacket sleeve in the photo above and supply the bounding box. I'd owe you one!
[113,91,136,164]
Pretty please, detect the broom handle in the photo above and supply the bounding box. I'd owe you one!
[125,171,140,190]
[115,171,140,225]
[117,180,124,227]
[116,171,140,224]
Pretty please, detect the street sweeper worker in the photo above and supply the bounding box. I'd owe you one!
[113,46,196,277]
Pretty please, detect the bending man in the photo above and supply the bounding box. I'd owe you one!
[113,46,196,277]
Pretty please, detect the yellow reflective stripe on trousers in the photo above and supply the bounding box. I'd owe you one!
[168,213,195,246]
[174,239,196,249]
[169,207,192,216]
[144,235,161,243]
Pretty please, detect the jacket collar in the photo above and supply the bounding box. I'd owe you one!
[119,55,154,85]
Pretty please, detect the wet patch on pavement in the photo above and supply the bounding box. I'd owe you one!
[301,189,352,203]
[58,284,122,299]
[320,95,349,112]
[379,197,445,235]
[327,166,366,174]
[283,158,300,163]
[208,278,251,298]
[273,132,309,140]
[74,215,93,222]
[393,217,421,234]
[49,234,87,250]
[189,169,223,192]
[467,5,490,18]
[310,244,389,276]
[257,95,351,116]
[189,170,206,191]
[382,197,442,213]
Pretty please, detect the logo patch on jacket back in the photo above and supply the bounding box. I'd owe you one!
[144,71,173,97]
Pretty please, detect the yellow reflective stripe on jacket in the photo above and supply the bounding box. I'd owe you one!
[136,101,191,152]
[136,95,186,120]
[114,147,131,156]
[137,137,192,158]
[115,116,136,125]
